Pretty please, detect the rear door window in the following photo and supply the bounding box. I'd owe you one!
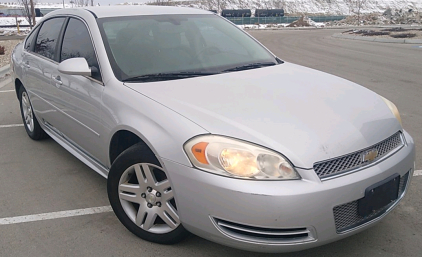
[35,17,66,60]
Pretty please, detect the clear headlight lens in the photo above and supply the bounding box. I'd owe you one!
[381,96,402,127]
[184,135,300,180]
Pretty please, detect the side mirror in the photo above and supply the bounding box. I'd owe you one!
[58,57,91,76]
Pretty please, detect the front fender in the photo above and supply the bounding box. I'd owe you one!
[102,82,209,168]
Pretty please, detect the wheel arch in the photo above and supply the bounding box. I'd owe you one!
[109,129,157,166]
[14,78,23,100]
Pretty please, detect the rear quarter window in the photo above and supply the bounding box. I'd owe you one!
[24,26,40,51]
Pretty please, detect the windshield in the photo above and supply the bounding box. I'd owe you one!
[97,14,278,81]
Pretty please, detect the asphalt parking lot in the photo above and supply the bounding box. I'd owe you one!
[0,28,421,256]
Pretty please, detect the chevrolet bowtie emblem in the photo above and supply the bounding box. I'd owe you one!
[363,149,378,162]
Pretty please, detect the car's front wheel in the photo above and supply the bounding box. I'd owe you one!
[107,143,189,244]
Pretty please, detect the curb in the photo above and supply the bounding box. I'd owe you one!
[242,25,422,31]
[332,33,422,44]
[0,64,11,78]
[0,64,10,73]
[0,64,11,90]
[0,36,26,41]
[243,26,365,31]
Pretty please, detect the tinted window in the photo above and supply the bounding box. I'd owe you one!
[35,17,65,60]
[61,18,101,81]
[24,26,40,51]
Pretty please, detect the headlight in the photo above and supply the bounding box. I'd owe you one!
[184,135,300,180]
[381,96,402,127]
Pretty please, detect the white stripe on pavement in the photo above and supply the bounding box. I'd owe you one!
[0,89,14,93]
[414,170,422,177]
[0,206,113,225]
[0,124,24,128]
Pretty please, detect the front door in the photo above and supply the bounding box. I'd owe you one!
[52,18,106,164]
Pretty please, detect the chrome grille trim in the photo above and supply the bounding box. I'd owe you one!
[211,218,316,244]
[314,132,404,179]
[218,222,310,236]
[333,171,410,233]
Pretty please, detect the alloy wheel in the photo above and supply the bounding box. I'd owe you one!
[21,92,34,132]
[118,163,180,234]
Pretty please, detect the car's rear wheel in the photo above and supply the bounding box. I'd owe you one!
[19,86,48,140]
[107,143,189,244]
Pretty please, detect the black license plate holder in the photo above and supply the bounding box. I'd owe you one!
[358,174,400,217]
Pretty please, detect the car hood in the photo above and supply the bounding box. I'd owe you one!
[125,62,401,168]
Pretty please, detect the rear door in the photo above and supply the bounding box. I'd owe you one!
[21,25,39,87]
[52,17,106,164]
[23,17,66,130]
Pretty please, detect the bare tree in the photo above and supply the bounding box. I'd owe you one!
[200,0,218,11]
[345,0,367,25]
[18,0,36,29]
[73,0,91,6]
[155,0,169,6]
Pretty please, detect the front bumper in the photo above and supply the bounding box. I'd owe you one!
[161,130,415,253]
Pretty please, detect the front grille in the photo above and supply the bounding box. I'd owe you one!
[314,132,404,179]
[333,171,410,233]
[212,218,315,243]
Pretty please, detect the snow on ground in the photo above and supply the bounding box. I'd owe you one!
[237,21,325,29]
[1,1,422,15]
[3,3,73,9]
[180,0,422,15]
[237,24,287,29]
[21,1,417,15]
[309,21,325,28]
[0,17,43,35]
[0,17,42,26]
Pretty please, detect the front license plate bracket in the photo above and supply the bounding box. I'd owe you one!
[358,173,400,217]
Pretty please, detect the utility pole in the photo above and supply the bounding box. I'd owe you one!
[91,0,94,6]
[63,0,65,8]
[30,0,35,27]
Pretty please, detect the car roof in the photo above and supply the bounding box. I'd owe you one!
[45,6,213,19]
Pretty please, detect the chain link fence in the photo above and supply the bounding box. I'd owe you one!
[226,16,346,25]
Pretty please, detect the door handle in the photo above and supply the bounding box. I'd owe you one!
[23,61,30,68]
[52,75,63,86]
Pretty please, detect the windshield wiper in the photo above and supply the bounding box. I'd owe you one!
[222,62,277,72]
[122,72,218,82]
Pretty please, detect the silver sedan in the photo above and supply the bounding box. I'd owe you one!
[11,6,415,253]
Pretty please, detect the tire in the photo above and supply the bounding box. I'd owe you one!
[18,86,48,140]
[107,143,189,244]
